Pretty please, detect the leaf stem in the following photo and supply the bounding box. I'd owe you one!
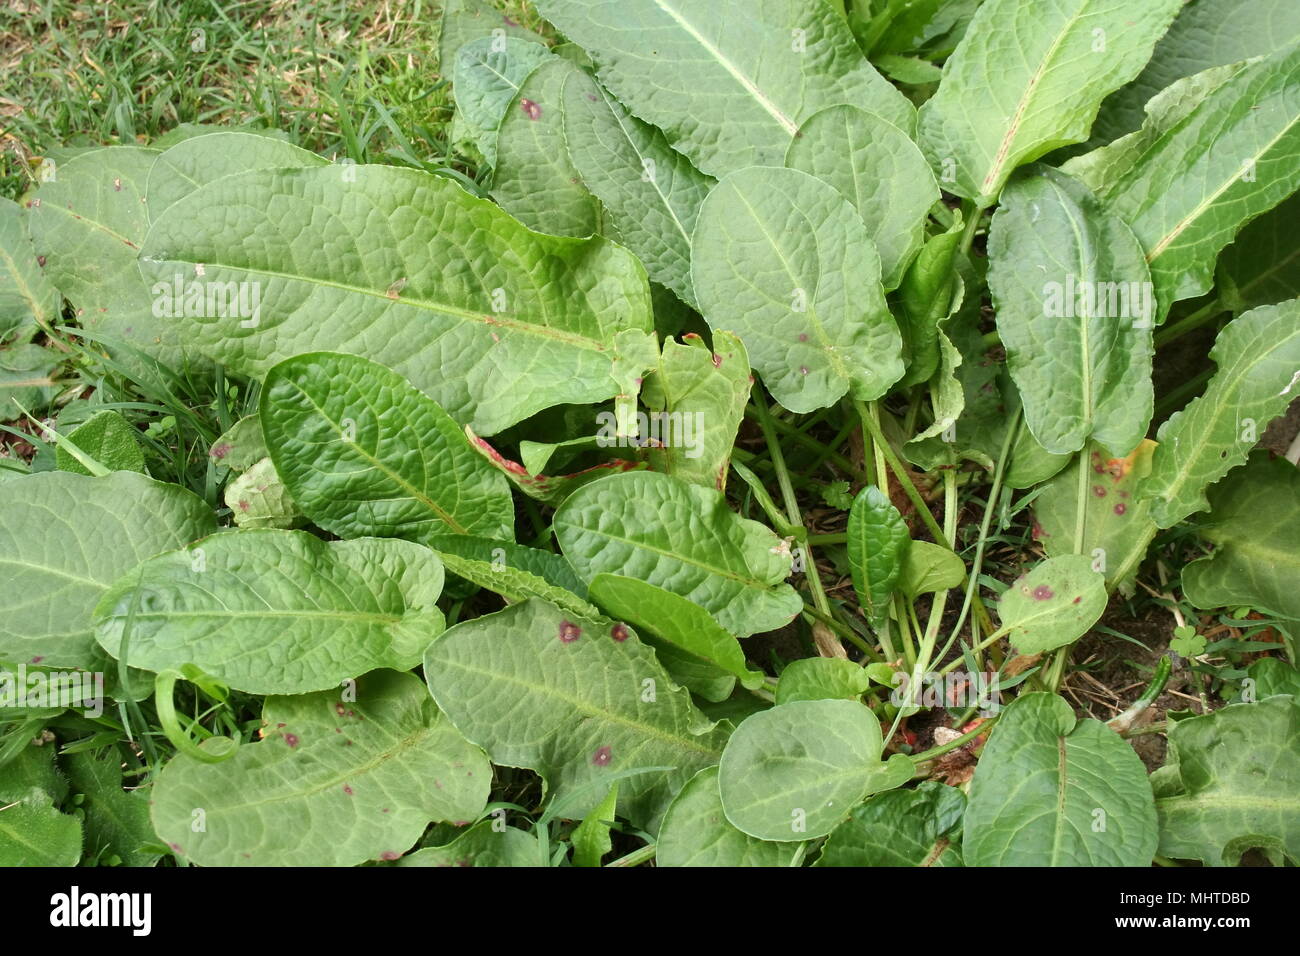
[752,397,835,623]
[1152,297,1224,349]
[854,400,945,544]
[605,843,657,867]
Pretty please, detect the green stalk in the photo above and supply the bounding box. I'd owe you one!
[939,407,1021,662]
[743,404,866,481]
[1152,297,1225,349]
[854,400,946,545]
[752,399,835,620]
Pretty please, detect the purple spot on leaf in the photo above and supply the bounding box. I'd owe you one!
[592,745,612,767]
[520,98,542,120]
[1032,585,1054,601]
[610,623,629,642]
[559,620,581,643]
[1114,503,1127,515]
[284,733,299,747]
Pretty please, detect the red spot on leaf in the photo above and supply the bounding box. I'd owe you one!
[592,746,612,766]
[610,623,629,642]
[711,352,722,368]
[559,620,581,643]
[1114,503,1127,515]
[520,98,542,120]
[1032,585,1054,601]
[36,255,46,267]
[1092,485,1106,497]
[1072,596,1082,604]
[380,851,400,861]
[284,733,299,748]
[343,784,354,795]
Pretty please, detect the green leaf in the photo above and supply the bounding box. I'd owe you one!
[65,748,162,867]
[1141,299,1300,528]
[0,471,216,670]
[55,410,145,476]
[428,530,598,616]
[571,782,618,866]
[916,0,1182,206]
[0,744,81,866]
[94,529,446,695]
[1003,421,1072,490]
[588,573,766,691]
[1063,60,1250,199]
[1182,452,1300,621]
[397,821,543,867]
[466,428,644,506]
[0,197,59,343]
[1169,626,1206,659]
[491,58,603,237]
[453,36,554,167]
[440,0,546,70]
[426,533,588,596]
[152,670,489,866]
[692,166,904,413]
[718,698,912,841]
[26,146,197,368]
[223,457,301,530]
[1090,46,1300,315]
[816,781,965,867]
[139,164,654,435]
[146,131,327,220]
[0,342,60,420]
[562,70,715,307]
[209,415,268,472]
[261,352,514,541]
[873,53,943,86]
[895,214,964,387]
[639,331,752,491]
[898,540,964,599]
[424,598,731,831]
[1154,695,1300,866]
[1216,192,1300,313]
[775,658,872,705]
[657,766,800,867]
[534,0,914,178]
[995,555,1108,656]
[1089,0,1300,145]
[1033,440,1157,594]
[785,104,938,290]
[553,471,800,637]
[847,484,910,628]
[964,692,1157,866]
[988,166,1154,456]
[1249,658,1300,699]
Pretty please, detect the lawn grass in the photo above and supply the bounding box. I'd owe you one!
[0,0,545,201]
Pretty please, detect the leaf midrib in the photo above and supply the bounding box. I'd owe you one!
[436,654,723,759]
[650,0,799,136]
[283,379,469,535]
[150,259,610,352]
[981,0,1088,199]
